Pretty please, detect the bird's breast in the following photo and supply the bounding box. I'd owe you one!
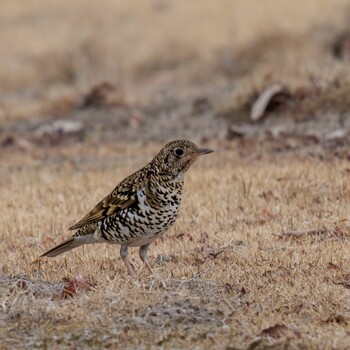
[98,180,183,245]
[138,185,182,214]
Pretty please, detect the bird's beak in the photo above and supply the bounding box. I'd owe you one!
[197,147,214,155]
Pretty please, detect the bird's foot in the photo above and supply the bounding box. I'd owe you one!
[122,258,136,277]
[143,261,166,288]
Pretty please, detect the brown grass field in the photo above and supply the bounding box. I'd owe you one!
[2,0,350,349]
[3,146,350,349]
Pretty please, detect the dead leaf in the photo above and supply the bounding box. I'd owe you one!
[324,313,350,324]
[60,273,96,299]
[332,222,350,237]
[260,324,290,338]
[35,120,83,137]
[1,135,33,151]
[34,120,84,145]
[246,338,263,350]
[327,262,341,270]
[224,283,233,294]
[81,82,126,108]
[240,286,247,295]
[262,207,271,216]
[250,83,288,121]
[207,249,225,259]
[175,233,185,239]
[334,277,350,289]
[16,279,29,290]
[333,31,350,60]
[324,129,347,141]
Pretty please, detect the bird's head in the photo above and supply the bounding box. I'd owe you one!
[154,140,213,177]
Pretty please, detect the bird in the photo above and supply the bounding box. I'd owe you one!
[41,140,213,276]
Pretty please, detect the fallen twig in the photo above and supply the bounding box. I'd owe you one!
[274,228,323,238]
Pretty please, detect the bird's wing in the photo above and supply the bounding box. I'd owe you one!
[69,167,149,230]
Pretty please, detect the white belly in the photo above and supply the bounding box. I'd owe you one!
[98,186,181,246]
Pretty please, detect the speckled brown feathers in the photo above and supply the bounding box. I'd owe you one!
[70,167,149,231]
[41,140,213,276]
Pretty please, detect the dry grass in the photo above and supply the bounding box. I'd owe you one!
[2,1,350,348]
[2,143,350,349]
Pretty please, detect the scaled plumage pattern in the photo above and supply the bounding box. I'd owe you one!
[41,140,213,275]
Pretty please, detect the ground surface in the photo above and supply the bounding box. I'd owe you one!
[2,1,350,349]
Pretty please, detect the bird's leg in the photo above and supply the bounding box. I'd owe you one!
[120,244,135,276]
[139,243,153,274]
[139,244,166,288]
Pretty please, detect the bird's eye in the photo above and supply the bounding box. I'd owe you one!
[174,148,184,157]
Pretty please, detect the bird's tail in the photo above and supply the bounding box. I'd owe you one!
[41,234,96,258]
